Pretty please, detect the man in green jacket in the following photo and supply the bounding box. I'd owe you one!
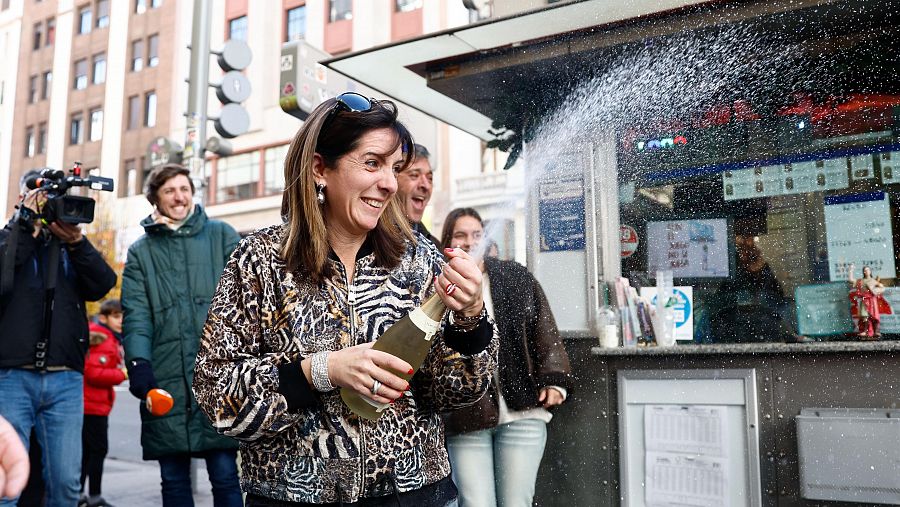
[121,164,242,505]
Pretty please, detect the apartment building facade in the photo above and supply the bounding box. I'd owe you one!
[1,0,514,263]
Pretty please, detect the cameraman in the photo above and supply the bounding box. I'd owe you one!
[0,170,116,506]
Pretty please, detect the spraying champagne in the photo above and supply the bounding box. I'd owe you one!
[340,293,447,420]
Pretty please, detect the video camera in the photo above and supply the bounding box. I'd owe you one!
[23,162,115,224]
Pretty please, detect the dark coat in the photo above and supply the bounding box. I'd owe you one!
[121,206,240,460]
[413,221,441,250]
[0,218,117,371]
[444,257,573,434]
[84,322,126,416]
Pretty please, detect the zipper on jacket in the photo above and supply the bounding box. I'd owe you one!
[344,263,367,498]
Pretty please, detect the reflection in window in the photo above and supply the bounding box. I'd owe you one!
[217,152,259,203]
[264,145,288,195]
[32,22,42,50]
[92,53,106,84]
[46,18,55,46]
[286,6,306,42]
[144,91,157,127]
[229,16,248,41]
[28,75,37,103]
[148,34,159,67]
[96,0,109,28]
[89,108,103,142]
[70,112,83,145]
[124,159,137,197]
[74,59,88,89]
[78,6,92,34]
[41,71,52,100]
[25,126,35,157]
[132,39,144,71]
[329,0,352,22]
[127,95,139,130]
[38,123,47,154]
[395,0,423,12]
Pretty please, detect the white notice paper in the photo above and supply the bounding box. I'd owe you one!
[644,405,730,507]
[645,452,728,507]
[644,405,728,457]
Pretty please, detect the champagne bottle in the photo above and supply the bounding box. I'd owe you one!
[341,293,446,420]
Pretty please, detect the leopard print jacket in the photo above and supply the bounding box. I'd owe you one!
[193,225,498,503]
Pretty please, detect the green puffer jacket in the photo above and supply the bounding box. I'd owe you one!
[122,205,241,460]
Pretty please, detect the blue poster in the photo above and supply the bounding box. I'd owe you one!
[794,282,854,336]
[539,186,585,252]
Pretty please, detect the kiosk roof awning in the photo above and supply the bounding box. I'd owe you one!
[321,0,716,141]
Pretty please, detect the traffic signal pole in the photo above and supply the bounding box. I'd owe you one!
[186,0,211,206]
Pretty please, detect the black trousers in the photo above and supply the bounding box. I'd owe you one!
[80,414,109,496]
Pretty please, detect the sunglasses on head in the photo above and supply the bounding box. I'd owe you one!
[324,92,375,126]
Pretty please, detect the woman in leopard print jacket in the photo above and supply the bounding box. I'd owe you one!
[193,94,496,506]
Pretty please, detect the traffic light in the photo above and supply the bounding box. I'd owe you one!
[210,39,252,139]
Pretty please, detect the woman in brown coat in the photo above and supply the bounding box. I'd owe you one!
[440,208,573,507]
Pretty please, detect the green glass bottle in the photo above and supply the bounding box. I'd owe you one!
[341,293,446,420]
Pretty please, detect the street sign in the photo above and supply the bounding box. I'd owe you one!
[621,224,639,258]
[147,137,183,169]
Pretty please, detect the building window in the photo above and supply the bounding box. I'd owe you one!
[265,145,289,194]
[25,127,35,157]
[92,53,106,84]
[132,39,144,71]
[395,0,423,12]
[135,0,146,14]
[329,0,352,22]
[33,22,42,50]
[37,123,47,154]
[144,91,157,127]
[70,112,84,145]
[74,59,88,89]
[78,6,92,34]
[41,71,52,100]
[286,6,306,42]
[228,15,248,41]
[216,151,259,203]
[2,0,10,11]
[96,0,109,28]
[124,158,137,197]
[89,108,103,141]
[151,0,162,7]
[147,34,159,67]
[127,95,139,129]
[46,18,55,46]
[28,75,38,103]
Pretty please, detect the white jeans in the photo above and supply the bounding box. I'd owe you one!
[446,418,548,507]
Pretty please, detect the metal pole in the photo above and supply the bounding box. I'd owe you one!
[186,0,211,206]
[186,1,210,492]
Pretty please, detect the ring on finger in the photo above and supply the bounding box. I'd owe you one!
[371,379,382,396]
[445,283,458,296]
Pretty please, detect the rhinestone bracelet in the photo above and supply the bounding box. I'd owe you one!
[310,351,335,392]
[449,306,487,332]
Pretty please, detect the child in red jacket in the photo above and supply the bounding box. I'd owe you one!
[80,300,127,507]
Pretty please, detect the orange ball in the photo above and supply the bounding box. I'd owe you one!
[146,388,174,416]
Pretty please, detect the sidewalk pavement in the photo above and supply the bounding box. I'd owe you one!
[97,458,213,507]
[101,385,214,506]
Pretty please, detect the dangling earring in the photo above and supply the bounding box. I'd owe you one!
[316,183,326,205]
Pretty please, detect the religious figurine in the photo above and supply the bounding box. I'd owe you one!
[848,265,887,339]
